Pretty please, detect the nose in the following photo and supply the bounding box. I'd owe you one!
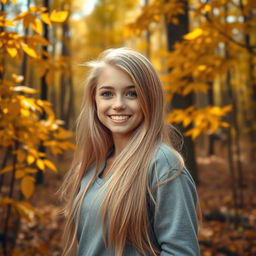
[113,95,126,110]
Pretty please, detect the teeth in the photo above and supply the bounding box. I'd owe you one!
[110,115,130,120]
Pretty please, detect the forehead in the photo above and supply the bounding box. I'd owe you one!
[96,65,134,89]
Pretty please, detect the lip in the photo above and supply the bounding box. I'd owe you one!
[108,115,131,123]
[108,114,131,116]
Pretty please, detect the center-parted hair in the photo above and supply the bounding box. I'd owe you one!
[59,47,185,256]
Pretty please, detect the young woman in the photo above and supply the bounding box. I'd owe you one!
[59,48,200,256]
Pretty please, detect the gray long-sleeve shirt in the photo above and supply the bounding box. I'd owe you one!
[76,143,200,255]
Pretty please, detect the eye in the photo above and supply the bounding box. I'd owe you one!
[100,91,113,97]
[126,91,137,97]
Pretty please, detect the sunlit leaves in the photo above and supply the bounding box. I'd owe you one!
[126,0,184,36]
[1,0,16,4]
[31,18,43,34]
[49,10,68,22]
[40,12,51,25]
[36,159,45,171]
[184,28,203,40]
[44,159,57,172]
[14,201,41,221]
[21,176,35,199]
[0,4,73,251]
[0,78,75,198]
[166,105,232,139]
[6,47,17,57]
[21,43,38,58]
[0,7,68,61]
[12,86,38,94]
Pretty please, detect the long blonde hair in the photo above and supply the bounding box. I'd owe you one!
[59,47,186,256]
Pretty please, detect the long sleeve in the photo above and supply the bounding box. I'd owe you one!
[149,144,200,256]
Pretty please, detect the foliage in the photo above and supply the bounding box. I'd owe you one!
[0,1,74,255]
[126,0,256,139]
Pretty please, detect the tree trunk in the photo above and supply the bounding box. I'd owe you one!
[165,0,198,183]
[36,0,49,184]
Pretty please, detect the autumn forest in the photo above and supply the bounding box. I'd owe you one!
[0,0,256,255]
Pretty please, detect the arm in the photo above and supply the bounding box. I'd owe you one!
[151,167,200,256]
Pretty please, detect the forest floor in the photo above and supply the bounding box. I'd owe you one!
[9,141,256,256]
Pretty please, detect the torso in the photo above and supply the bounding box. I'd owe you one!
[98,156,115,179]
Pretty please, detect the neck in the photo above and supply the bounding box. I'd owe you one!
[112,134,131,157]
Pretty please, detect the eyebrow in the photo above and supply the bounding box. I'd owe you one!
[98,85,135,90]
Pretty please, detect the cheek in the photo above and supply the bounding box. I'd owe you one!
[134,102,143,115]
[95,98,108,116]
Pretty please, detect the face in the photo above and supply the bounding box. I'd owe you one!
[95,65,144,140]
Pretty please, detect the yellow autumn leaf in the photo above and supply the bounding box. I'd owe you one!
[203,4,212,12]
[223,104,232,112]
[17,149,26,162]
[40,12,51,25]
[29,6,40,12]
[7,47,17,57]
[184,28,203,40]
[0,165,13,175]
[36,158,45,170]
[12,11,28,21]
[12,74,24,83]
[1,0,7,4]
[15,170,25,179]
[210,106,223,115]
[44,159,57,172]
[183,116,192,127]
[23,13,36,28]
[15,201,43,221]
[20,108,30,117]
[220,121,230,127]
[27,155,35,164]
[50,10,68,22]
[30,34,50,46]
[31,18,43,34]
[0,19,15,26]
[197,65,207,71]
[14,201,34,220]
[13,86,38,94]
[54,128,73,139]
[21,176,35,199]
[184,128,201,139]
[24,168,37,173]
[21,43,38,58]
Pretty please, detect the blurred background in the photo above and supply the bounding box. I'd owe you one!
[0,0,256,255]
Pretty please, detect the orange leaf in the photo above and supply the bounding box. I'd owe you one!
[13,86,38,94]
[15,170,25,179]
[184,28,203,40]
[44,159,57,172]
[7,47,17,57]
[27,155,35,165]
[40,12,51,25]
[21,176,35,199]
[12,74,24,83]
[31,34,50,46]
[32,18,43,34]
[36,159,45,170]
[50,10,68,22]
[21,43,38,58]
[0,165,13,175]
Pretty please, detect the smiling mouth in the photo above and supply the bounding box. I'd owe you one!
[108,115,131,121]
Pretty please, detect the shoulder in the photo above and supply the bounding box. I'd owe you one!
[151,143,183,177]
[149,143,196,188]
[155,143,182,166]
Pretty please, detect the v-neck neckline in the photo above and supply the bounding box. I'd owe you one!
[96,146,115,185]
